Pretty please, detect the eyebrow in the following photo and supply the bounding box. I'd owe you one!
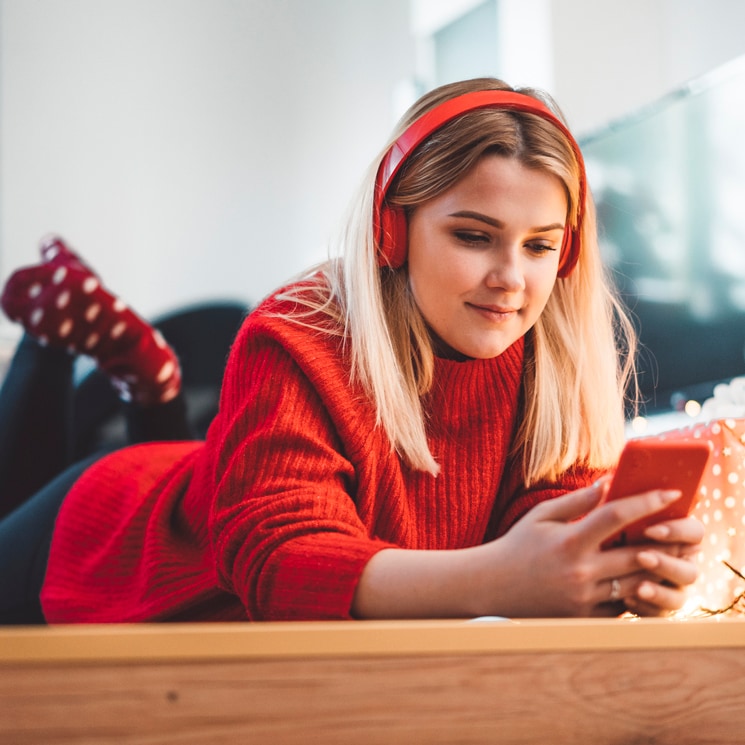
[448,210,565,233]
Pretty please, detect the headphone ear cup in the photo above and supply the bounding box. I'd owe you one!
[377,204,408,268]
[557,229,581,278]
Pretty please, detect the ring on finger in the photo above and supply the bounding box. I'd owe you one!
[609,578,622,601]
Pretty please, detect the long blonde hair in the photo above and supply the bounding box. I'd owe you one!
[279,78,637,483]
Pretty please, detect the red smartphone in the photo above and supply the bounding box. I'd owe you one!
[600,437,713,549]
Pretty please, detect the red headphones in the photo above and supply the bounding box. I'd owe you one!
[373,89,586,277]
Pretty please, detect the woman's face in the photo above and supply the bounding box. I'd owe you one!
[407,154,567,359]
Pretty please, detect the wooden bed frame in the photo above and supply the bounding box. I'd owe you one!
[1,616,744,744]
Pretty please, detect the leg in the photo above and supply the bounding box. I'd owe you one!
[0,336,75,519]
[0,456,95,624]
[126,393,195,444]
[1,235,194,513]
[0,232,195,448]
[1,235,181,405]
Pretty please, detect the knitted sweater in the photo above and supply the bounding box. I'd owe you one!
[41,290,597,623]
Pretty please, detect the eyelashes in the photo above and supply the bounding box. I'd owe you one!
[452,231,559,254]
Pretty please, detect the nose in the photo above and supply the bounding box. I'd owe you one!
[485,247,525,292]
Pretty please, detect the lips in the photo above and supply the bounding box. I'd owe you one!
[466,302,519,317]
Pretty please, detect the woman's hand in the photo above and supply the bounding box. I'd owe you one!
[487,479,704,618]
[351,479,704,620]
[621,516,704,615]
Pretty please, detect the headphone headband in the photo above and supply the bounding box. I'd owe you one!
[373,89,586,277]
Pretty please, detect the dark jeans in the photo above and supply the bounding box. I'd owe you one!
[0,457,95,623]
[0,336,192,624]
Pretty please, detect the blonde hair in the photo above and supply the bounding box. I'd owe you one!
[279,78,637,483]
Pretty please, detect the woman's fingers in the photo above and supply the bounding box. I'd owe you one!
[577,488,683,549]
[508,483,703,618]
[526,483,701,558]
[530,478,607,523]
[636,549,699,587]
[626,580,689,613]
[596,574,637,605]
[623,595,672,616]
[643,516,705,546]
[590,546,700,615]
[611,549,701,615]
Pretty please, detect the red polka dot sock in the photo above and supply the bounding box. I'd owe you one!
[0,236,181,406]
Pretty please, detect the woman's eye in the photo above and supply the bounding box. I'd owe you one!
[454,231,489,245]
[526,242,558,255]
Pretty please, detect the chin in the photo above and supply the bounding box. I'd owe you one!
[455,344,510,360]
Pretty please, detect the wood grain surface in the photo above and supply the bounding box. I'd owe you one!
[1,618,744,744]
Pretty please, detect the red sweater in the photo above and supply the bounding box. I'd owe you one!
[41,291,597,623]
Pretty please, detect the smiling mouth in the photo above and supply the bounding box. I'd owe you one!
[466,302,519,319]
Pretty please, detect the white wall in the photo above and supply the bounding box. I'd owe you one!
[0,0,414,333]
[2,0,745,340]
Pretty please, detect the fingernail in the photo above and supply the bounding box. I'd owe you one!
[637,582,655,600]
[661,489,682,503]
[593,475,611,493]
[637,550,660,569]
[645,524,671,540]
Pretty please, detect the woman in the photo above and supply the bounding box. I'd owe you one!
[0,78,703,623]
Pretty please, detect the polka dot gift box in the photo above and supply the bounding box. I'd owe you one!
[639,418,745,615]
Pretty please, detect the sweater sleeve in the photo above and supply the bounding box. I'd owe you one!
[208,321,395,621]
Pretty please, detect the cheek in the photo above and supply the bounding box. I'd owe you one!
[414,247,480,288]
[408,263,459,332]
[410,255,472,309]
[408,266,440,315]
